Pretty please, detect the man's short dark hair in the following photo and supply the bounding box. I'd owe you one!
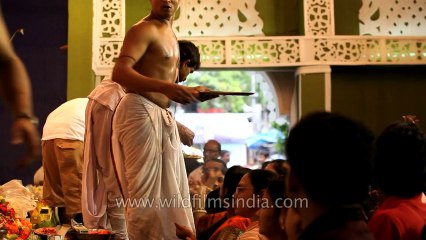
[178,40,201,70]
[286,111,374,205]
[374,121,426,197]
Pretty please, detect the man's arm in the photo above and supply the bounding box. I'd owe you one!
[0,13,34,119]
[0,12,40,166]
[111,23,208,104]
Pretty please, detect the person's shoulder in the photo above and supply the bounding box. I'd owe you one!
[123,20,158,43]
[69,98,89,107]
[368,209,399,229]
[130,19,160,33]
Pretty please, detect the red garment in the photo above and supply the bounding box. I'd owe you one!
[368,194,426,240]
[197,211,227,233]
[197,212,251,240]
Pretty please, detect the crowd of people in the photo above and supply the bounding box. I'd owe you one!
[2,0,425,239]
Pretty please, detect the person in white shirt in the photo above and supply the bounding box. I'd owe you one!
[41,98,88,224]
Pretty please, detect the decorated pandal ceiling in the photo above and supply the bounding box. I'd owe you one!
[92,0,426,76]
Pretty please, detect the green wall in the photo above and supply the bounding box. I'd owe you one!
[256,0,302,36]
[300,73,326,117]
[68,0,94,100]
[332,66,426,135]
[125,0,151,29]
[334,0,362,35]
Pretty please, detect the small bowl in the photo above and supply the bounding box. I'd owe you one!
[66,229,115,240]
[34,233,53,240]
[34,227,59,240]
[0,228,7,239]
[76,234,115,240]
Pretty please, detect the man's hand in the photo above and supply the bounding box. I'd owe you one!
[164,84,199,104]
[177,122,194,146]
[164,84,219,104]
[175,223,196,240]
[11,119,40,167]
[192,86,219,102]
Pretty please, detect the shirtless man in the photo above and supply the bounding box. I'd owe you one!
[81,40,202,240]
[110,0,215,238]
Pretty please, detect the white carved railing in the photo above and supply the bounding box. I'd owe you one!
[92,0,125,77]
[92,36,426,71]
[182,36,426,68]
[92,0,426,75]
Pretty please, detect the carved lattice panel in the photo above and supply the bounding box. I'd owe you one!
[304,0,334,36]
[97,40,122,67]
[314,39,371,62]
[359,0,426,36]
[259,78,278,122]
[313,37,426,64]
[92,0,125,76]
[231,39,300,65]
[99,0,124,38]
[386,39,426,62]
[91,0,426,73]
[191,39,227,65]
[174,0,264,37]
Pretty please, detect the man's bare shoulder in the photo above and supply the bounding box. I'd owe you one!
[122,20,161,46]
[128,19,158,35]
[131,17,165,31]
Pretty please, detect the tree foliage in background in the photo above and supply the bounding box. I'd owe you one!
[271,121,289,155]
[186,71,255,112]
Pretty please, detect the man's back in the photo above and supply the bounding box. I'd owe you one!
[42,98,88,141]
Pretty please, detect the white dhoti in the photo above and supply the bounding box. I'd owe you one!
[81,79,128,239]
[112,94,195,240]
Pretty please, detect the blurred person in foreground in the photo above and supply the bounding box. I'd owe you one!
[368,115,426,240]
[0,6,39,166]
[285,111,375,240]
